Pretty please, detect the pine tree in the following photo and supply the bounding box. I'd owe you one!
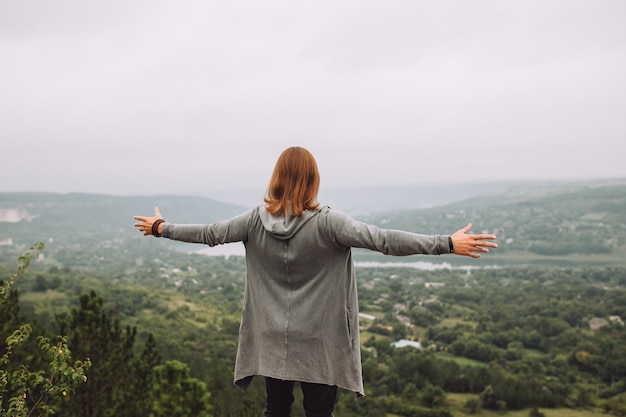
[57,291,140,417]
[116,333,161,417]
[151,360,212,417]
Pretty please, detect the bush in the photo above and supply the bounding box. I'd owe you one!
[1,243,91,417]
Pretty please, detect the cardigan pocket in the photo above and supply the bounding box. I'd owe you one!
[346,307,354,348]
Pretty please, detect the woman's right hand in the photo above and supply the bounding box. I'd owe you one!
[133,207,164,236]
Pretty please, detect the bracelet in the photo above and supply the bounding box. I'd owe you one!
[448,236,454,253]
[152,219,165,237]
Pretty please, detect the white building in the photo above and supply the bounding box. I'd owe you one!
[391,339,422,349]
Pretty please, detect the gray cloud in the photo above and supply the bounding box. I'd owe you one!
[1,0,625,197]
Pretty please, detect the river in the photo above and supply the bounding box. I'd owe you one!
[194,243,484,271]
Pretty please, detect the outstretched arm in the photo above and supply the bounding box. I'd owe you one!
[134,207,164,236]
[451,223,497,258]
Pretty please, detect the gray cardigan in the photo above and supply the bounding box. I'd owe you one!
[162,205,451,397]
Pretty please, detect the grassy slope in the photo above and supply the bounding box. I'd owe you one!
[445,394,604,417]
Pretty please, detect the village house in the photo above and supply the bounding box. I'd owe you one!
[395,315,412,327]
[359,313,377,321]
[589,317,608,331]
[589,316,624,331]
[391,339,422,349]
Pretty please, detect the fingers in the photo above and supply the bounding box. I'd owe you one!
[471,239,498,252]
[133,212,157,236]
[475,234,497,241]
[133,221,150,234]
[470,232,498,248]
[469,245,492,258]
[467,239,498,258]
[474,238,498,248]
[134,207,163,223]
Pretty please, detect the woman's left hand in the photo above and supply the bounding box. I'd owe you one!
[133,207,164,236]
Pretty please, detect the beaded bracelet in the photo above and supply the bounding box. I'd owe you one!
[152,219,165,237]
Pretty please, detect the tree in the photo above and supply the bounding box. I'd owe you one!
[1,242,91,417]
[529,407,546,417]
[420,383,447,408]
[57,291,142,417]
[151,360,212,417]
[392,322,408,340]
[464,396,481,414]
[117,333,161,417]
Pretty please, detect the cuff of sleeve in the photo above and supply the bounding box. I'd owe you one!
[161,223,172,239]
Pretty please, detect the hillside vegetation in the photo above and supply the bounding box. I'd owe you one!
[360,180,626,266]
[2,179,626,265]
[1,181,626,416]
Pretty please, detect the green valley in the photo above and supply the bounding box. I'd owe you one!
[2,181,626,416]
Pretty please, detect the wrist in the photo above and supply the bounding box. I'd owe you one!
[152,219,165,237]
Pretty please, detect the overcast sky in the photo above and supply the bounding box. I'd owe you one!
[1,0,625,200]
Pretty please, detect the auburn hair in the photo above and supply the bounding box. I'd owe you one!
[264,147,321,216]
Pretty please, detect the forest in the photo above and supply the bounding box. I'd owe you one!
[1,181,626,416]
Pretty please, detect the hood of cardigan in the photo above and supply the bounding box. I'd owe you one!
[258,206,319,240]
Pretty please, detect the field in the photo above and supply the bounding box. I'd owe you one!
[445,393,605,417]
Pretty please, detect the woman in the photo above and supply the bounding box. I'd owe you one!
[134,146,497,417]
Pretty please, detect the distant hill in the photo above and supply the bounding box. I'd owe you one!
[319,182,518,214]
[210,182,521,214]
[0,192,246,249]
[358,179,626,266]
[193,179,626,215]
[2,178,626,267]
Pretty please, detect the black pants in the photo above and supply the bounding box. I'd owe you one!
[264,377,337,417]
